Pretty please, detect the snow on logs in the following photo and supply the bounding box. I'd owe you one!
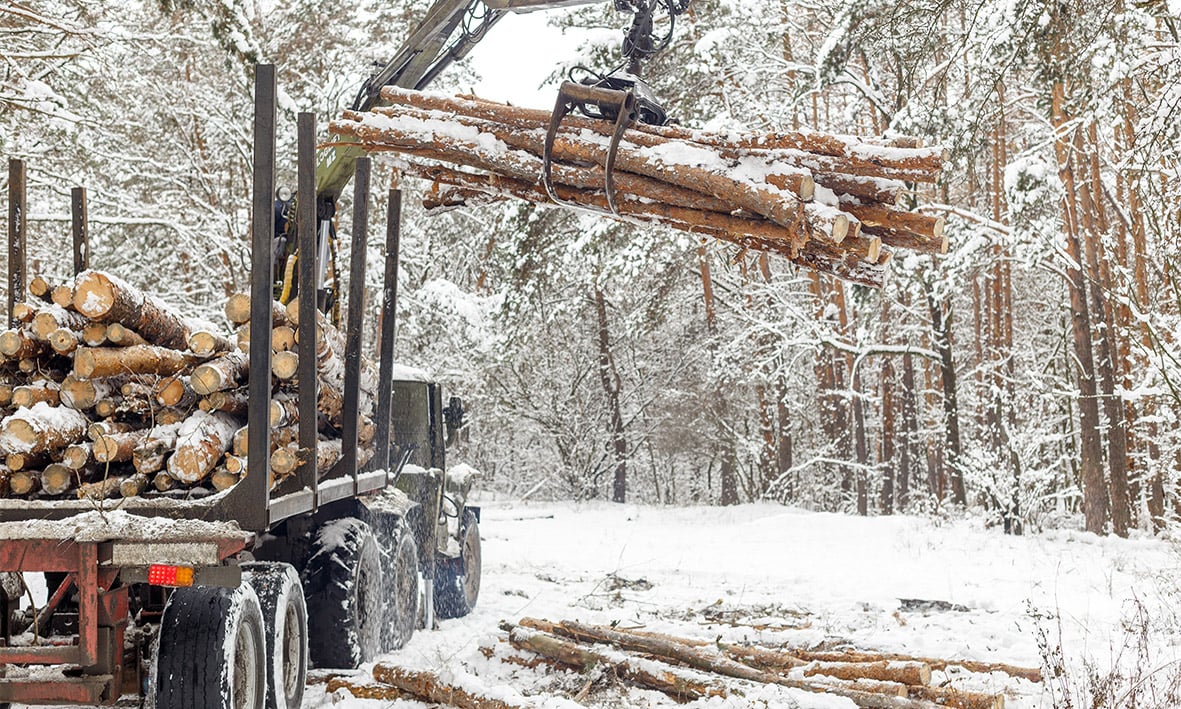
[327,86,948,288]
[0,269,376,500]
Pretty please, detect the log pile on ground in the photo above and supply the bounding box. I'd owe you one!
[333,616,1030,708]
[0,270,373,500]
[328,87,948,288]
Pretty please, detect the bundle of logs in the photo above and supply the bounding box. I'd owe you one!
[327,618,1036,709]
[0,269,373,500]
[328,86,948,288]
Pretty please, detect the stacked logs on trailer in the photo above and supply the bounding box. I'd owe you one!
[0,270,374,500]
[327,86,948,288]
[327,618,1031,708]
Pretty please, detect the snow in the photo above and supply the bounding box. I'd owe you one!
[0,509,245,543]
[298,502,1181,708]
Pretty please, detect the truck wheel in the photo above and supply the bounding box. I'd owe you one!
[302,517,382,668]
[242,562,307,709]
[154,584,267,709]
[435,510,481,619]
[381,528,419,651]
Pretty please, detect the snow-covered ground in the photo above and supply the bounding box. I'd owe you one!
[306,502,1181,708]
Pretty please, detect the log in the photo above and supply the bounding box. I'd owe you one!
[120,473,149,498]
[324,678,403,701]
[88,421,135,440]
[51,285,73,309]
[41,463,76,496]
[804,660,931,686]
[0,329,47,359]
[155,376,197,408]
[93,399,123,418]
[235,323,250,353]
[59,375,114,410]
[909,685,1005,709]
[210,467,240,491]
[371,664,530,709]
[203,390,250,417]
[152,470,176,492]
[787,649,1040,683]
[62,443,92,470]
[188,330,235,356]
[9,470,39,495]
[520,619,937,709]
[78,476,121,500]
[105,323,148,347]
[190,352,248,396]
[74,345,201,379]
[379,86,942,182]
[28,275,53,302]
[12,382,61,408]
[81,322,108,347]
[32,307,87,341]
[272,351,299,380]
[166,411,239,484]
[223,454,247,475]
[0,384,11,408]
[271,325,295,353]
[224,294,288,326]
[507,626,725,701]
[11,302,37,324]
[6,451,50,472]
[73,270,198,350]
[269,398,299,428]
[48,327,79,355]
[93,430,148,463]
[0,403,89,455]
[132,424,180,475]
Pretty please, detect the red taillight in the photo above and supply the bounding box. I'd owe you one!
[148,564,195,587]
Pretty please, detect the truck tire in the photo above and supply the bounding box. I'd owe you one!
[302,517,382,668]
[381,528,419,651]
[435,509,481,619]
[242,562,307,709]
[153,584,267,709]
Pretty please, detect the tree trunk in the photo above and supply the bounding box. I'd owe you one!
[594,284,628,503]
[880,357,897,514]
[926,283,965,506]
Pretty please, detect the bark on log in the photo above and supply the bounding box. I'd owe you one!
[28,275,52,302]
[155,376,197,409]
[73,270,199,350]
[78,476,121,500]
[120,473,148,497]
[269,398,299,428]
[74,345,201,379]
[133,424,180,475]
[507,626,725,701]
[93,430,148,463]
[190,352,248,396]
[11,303,37,324]
[0,403,89,455]
[803,660,931,686]
[6,451,50,472]
[324,678,403,701]
[12,382,60,408]
[787,649,1039,683]
[88,421,135,440]
[166,411,239,484]
[32,307,87,341]
[203,390,250,417]
[371,664,530,709]
[105,323,148,347]
[0,329,47,360]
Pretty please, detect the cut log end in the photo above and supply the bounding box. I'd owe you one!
[72,272,116,318]
[832,214,850,243]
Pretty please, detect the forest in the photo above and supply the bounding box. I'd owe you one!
[1,0,1178,537]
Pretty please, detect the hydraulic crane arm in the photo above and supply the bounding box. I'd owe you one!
[315,0,605,202]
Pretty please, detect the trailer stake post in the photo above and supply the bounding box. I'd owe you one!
[238,63,277,532]
[341,158,370,493]
[71,187,89,275]
[8,158,26,328]
[373,187,402,472]
[297,112,319,498]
